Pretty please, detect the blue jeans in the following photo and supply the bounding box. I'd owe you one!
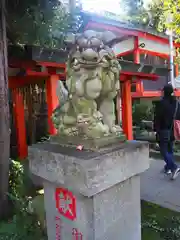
[159,141,177,172]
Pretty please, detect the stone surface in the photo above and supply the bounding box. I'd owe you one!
[141,159,180,212]
[28,141,150,240]
[44,176,141,240]
[50,134,126,150]
[52,30,123,139]
[29,141,149,197]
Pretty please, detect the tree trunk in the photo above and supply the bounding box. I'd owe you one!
[0,0,10,219]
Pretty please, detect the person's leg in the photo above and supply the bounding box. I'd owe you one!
[159,141,171,173]
[167,141,177,171]
[168,141,180,180]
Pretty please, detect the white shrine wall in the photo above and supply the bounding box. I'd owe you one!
[112,37,134,55]
[139,38,176,56]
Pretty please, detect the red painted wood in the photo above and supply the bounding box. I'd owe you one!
[175,64,179,77]
[9,71,158,89]
[121,72,158,81]
[133,36,145,96]
[132,90,180,98]
[136,81,144,94]
[132,90,162,98]
[9,76,47,88]
[121,82,126,133]
[86,21,180,47]
[37,62,66,68]
[9,60,66,69]
[26,70,65,79]
[175,48,179,77]
[121,80,133,140]
[134,36,140,64]
[139,49,169,59]
[46,75,59,135]
[117,47,173,60]
[12,89,28,159]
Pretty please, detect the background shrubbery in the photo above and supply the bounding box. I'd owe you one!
[132,100,154,126]
[0,159,46,240]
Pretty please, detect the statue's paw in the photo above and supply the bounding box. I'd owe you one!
[71,127,79,136]
[101,124,110,135]
[93,111,103,121]
[110,125,122,134]
[62,127,79,136]
[86,122,110,138]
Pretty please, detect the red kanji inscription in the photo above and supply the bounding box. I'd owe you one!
[55,188,76,221]
[72,228,83,240]
[55,216,61,240]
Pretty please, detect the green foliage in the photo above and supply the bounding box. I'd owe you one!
[7,0,82,48]
[158,0,180,37]
[0,159,46,240]
[7,0,148,48]
[146,0,180,40]
[158,0,180,61]
[134,0,180,64]
[120,0,144,15]
[142,201,180,240]
[8,160,25,199]
[132,101,153,125]
[102,0,147,24]
[8,159,35,199]
[133,0,162,31]
[0,209,46,240]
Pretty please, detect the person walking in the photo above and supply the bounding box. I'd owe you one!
[154,84,180,180]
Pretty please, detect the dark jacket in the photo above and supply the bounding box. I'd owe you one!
[153,97,180,136]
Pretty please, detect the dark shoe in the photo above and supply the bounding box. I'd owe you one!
[171,168,180,180]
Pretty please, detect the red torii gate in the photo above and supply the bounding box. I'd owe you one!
[9,58,159,159]
[8,13,180,159]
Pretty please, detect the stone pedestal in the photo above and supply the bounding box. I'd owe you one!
[28,141,149,240]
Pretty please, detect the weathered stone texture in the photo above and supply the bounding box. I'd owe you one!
[28,141,149,240]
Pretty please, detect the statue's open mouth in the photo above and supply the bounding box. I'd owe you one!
[79,59,100,66]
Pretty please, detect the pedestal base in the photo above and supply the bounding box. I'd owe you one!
[44,175,141,240]
[28,141,149,240]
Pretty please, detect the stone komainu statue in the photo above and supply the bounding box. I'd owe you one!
[52,30,122,139]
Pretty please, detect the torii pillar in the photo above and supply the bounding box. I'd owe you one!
[121,79,133,140]
[120,36,140,140]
